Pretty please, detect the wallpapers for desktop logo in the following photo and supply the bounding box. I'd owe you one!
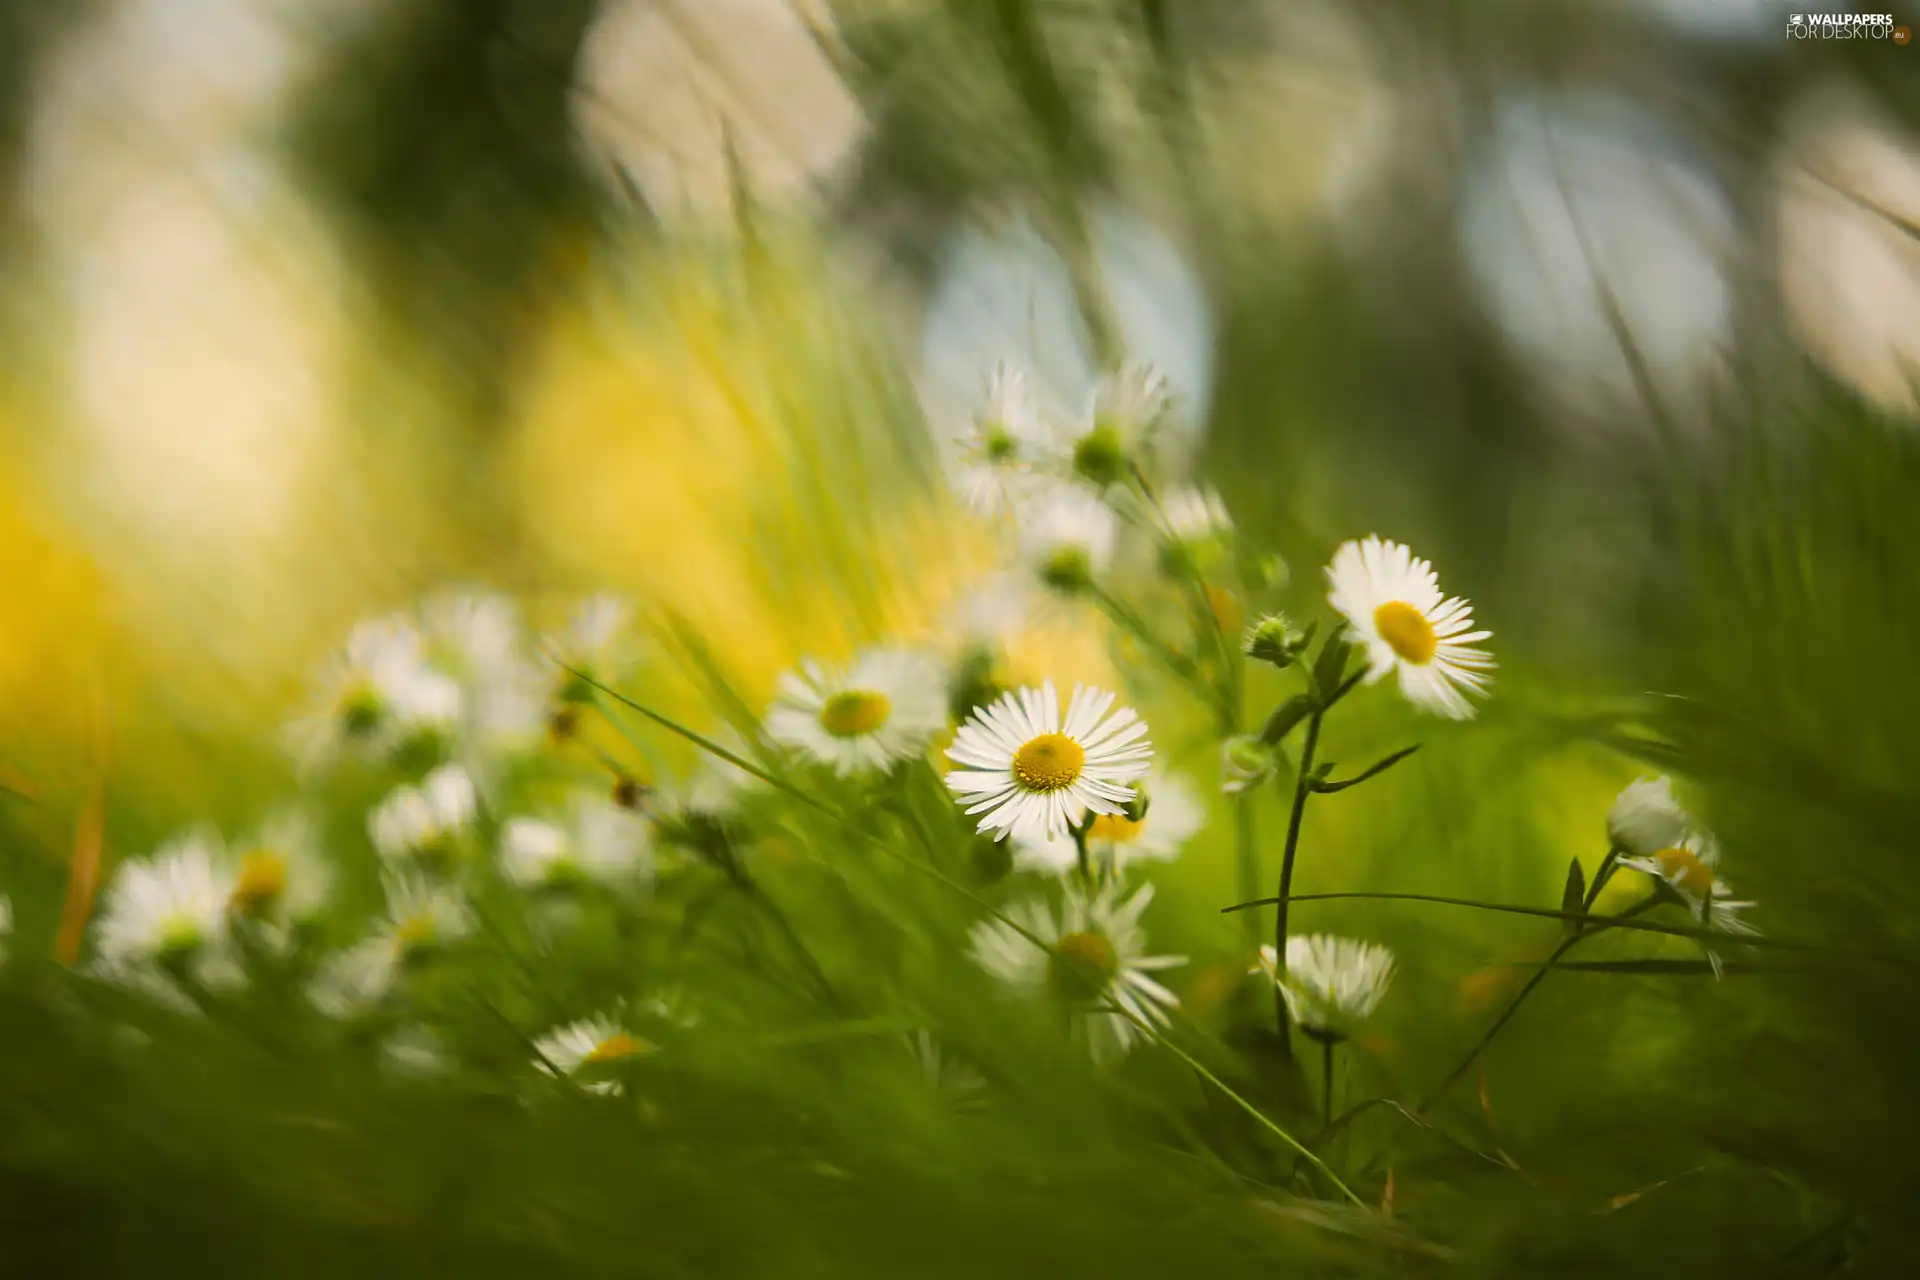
[1787,12,1909,40]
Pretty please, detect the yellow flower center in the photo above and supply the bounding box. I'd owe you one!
[1654,846,1716,898]
[1012,733,1085,793]
[1086,812,1146,843]
[1049,929,1120,1000]
[820,690,892,738]
[229,850,287,912]
[1374,601,1437,665]
[585,1032,644,1063]
[394,914,437,949]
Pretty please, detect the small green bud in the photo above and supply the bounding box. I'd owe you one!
[1222,735,1278,795]
[1121,782,1151,824]
[1244,613,1311,669]
[1038,546,1095,594]
[1071,424,1128,488]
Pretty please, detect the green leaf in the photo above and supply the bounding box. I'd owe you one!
[1309,745,1422,794]
[1258,694,1315,745]
[1310,629,1352,702]
[1561,859,1586,936]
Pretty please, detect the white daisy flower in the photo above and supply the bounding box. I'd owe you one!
[93,832,231,966]
[383,1025,451,1079]
[946,681,1152,845]
[533,1015,648,1095]
[1152,485,1228,545]
[1606,776,1693,858]
[419,587,525,686]
[499,793,651,891]
[287,615,461,773]
[969,883,1185,1063]
[1018,487,1118,596]
[951,362,1052,515]
[548,593,643,705]
[226,807,332,928]
[764,648,948,777]
[908,1030,987,1101]
[1326,536,1494,720]
[1016,769,1206,877]
[310,871,477,1017]
[1062,361,1175,487]
[368,763,479,867]
[1256,934,1396,1041]
[1617,831,1757,975]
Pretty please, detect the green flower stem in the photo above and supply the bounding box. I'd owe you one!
[1268,669,1366,1049]
[1583,844,1623,910]
[1321,1036,1337,1129]
[1271,706,1324,1054]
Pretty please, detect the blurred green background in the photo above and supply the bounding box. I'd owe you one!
[3,0,1920,1274]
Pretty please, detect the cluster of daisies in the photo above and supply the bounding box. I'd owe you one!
[61,358,1763,1101]
[82,591,671,1089]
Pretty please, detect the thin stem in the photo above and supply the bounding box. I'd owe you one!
[1223,890,1893,958]
[1073,823,1092,893]
[1416,894,1660,1112]
[1583,844,1623,911]
[1152,1033,1364,1207]
[1272,707,1325,1051]
[1322,1037,1337,1129]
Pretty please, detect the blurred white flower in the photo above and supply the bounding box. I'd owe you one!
[765,649,949,776]
[970,883,1185,1064]
[499,793,652,892]
[367,764,479,867]
[1607,776,1694,859]
[288,616,461,775]
[908,1030,986,1101]
[950,362,1054,516]
[93,832,230,966]
[1327,536,1493,720]
[307,937,398,1019]
[547,594,643,704]
[420,587,547,754]
[383,1025,452,1079]
[1457,91,1734,412]
[1017,487,1117,597]
[1617,832,1757,975]
[307,873,473,1013]
[226,807,332,931]
[571,0,865,220]
[1255,935,1395,1040]
[1155,486,1233,575]
[1776,83,1920,419]
[945,681,1151,844]
[1016,770,1206,877]
[919,209,1213,452]
[534,1016,648,1095]
[1058,362,1180,489]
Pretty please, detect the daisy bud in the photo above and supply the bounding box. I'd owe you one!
[1222,735,1279,795]
[1244,614,1312,670]
[1120,782,1152,824]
